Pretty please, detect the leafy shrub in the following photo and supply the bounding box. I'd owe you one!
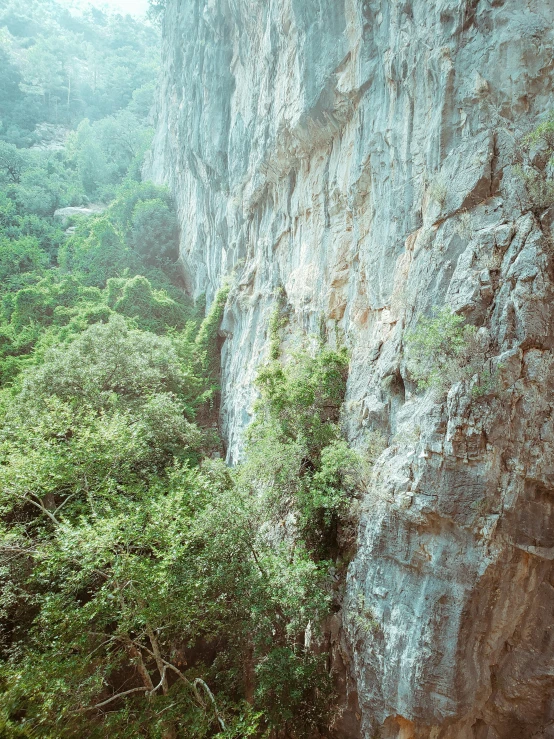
[428,174,447,207]
[0,141,26,184]
[515,165,554,211]
[254,345,348,441]
[109,181,175,234]
[58,184,181,287]
[59,216,134,287]
[20,313,192,411]
[254,648,332,735]
[194,283,231,378]
[517,111,554,212]
[0,235,49,283]
[241,342,358,553]
[523,112,554,150]
[268,285,288,360]
[128,197,179,267]
[305,439,361,516]
[107,275,193,333]
[405,306,481,394]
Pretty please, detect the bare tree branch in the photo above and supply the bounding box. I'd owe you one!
[54,493,76,515]
[146,624,169,695]
[123,637,226,729]
[194,679,226,731]
[82,686,149,711]
[27,495,61,526]
[149,665,168,695]
[126,640,155,692]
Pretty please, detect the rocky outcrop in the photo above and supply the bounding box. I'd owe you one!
[53,204,106,227]
[148,1,554,736]
[31,123,70,151]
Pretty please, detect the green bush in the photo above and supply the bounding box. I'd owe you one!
[194,283,230,378]
[0,235,49,283]
[405,306,481,394]
[107,275,194,333]
[254,648,332,735]
[517,111,554,212]
[109,181,175,234]
[0,142,26,184]
[240,341,358,553]
[58,216,133,287]
[515,165,554,211]
[129,197,179,267]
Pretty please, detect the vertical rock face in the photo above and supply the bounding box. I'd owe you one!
[148,1,554,736]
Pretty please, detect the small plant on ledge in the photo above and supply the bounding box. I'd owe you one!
[516,111,554,213]
[404,306,485,396]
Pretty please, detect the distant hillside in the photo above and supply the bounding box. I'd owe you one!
[0,0,159,146]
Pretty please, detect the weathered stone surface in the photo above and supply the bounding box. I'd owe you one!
[148,0,554,736]
[31,123,70,151]
[53,205,106,226]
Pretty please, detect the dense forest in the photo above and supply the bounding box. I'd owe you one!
[0,2,365,736]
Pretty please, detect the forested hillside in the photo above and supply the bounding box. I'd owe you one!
[0,3,362,737]
[0,0,158,146]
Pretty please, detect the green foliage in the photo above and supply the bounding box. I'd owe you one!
[0,5,356,734]
[59,216,132,286]
[268,286,288,360]
[110,181,176,233]
[515,164,554,212]
[0,197,340,738]
[427,174,447,207]
[350,593,380,637]
[405,306,481,394]
[2,211,64,261]
[129,197,179,266]
[148,0,168,23]
[241,342,357,553]
[0,234,49,283]
[67,114,153,200]
[517,111,554,212]
[0,120,184,379]
[0,280,349,737]
[194,283,231,378]
[254,344,349,444]
[0,0,159,143]
[58,183,180,286]
[0,142,26,184]
[107,275,195,334]
[21,314,190,408]
[522,112,554,150]
[470,366,502,399]
[254,648,332,733]
[0,48,38,147]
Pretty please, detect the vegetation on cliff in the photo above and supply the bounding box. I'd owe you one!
[0,3,361,737]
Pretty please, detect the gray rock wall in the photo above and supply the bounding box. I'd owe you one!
[147,1,554,736]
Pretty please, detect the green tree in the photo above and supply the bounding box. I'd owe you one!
[59,216,132,286]
[0,235,48,283]
[405,306,481,393]
[0,142,26,184]
[128,197,179,266]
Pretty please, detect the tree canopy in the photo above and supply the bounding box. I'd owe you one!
[0,2,367,736]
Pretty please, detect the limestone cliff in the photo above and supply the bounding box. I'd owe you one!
[147,1,554,737]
